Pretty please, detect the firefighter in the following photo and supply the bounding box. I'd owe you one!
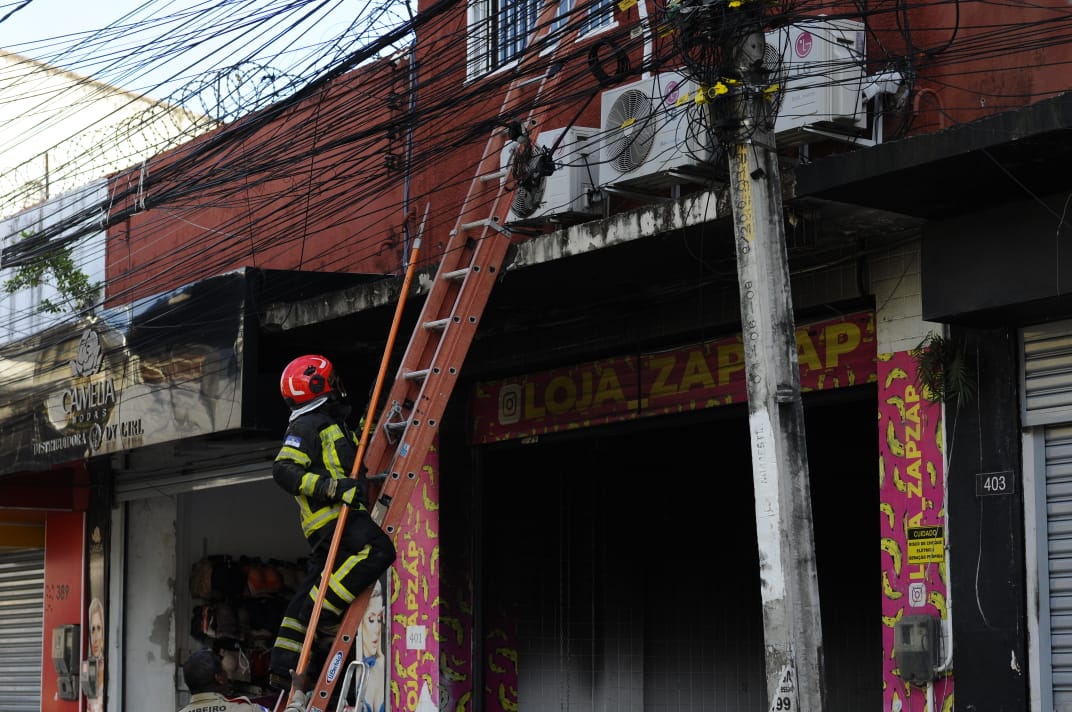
[179,648,269,712]
[268,354,396,690]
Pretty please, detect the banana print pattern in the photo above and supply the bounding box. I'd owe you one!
[887,420,906,457]
[393,447,454,712]
[882,608,904,629]
[886,395,907,421]
[928,590,948,620]
[881,537,903,576]
[878,353,953,711]
[881,502,895,529]
[885,366,909,389]
[882,570,903,600]
[892,464,908,493]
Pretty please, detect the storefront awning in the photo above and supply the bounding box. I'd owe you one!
[0,272,248,474]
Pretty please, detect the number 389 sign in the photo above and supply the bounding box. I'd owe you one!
[768,666,797,712]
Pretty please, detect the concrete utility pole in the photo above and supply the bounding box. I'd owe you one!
[724,28,827,712]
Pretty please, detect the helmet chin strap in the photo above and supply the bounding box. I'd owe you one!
[289,395,329,421]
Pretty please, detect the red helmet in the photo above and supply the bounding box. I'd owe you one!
[280,355,344,409]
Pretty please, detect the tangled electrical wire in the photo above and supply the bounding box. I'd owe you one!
[661,0,769,84]
[658,0,787,142]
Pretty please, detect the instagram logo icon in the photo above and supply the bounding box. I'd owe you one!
[499,384,522,424]
[908,582,926,608]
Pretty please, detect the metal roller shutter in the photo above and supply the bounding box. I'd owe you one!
[1046,425,1072,705]
[1023,319,1072,426]
[1024,320,1072,706]
[0,548,45,712]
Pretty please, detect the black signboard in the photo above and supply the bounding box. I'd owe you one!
[0,272,246,473]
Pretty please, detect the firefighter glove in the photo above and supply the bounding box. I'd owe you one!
[333,478,367,508]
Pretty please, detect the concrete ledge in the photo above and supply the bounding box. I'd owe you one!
[261,188,731,331]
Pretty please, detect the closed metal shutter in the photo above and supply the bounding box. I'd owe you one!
[1045,425,1072,705]
[0,548,45,712]
[1023,319,1072,426]
[1025,320,1072,706]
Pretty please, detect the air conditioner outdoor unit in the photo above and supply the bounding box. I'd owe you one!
[599,71,719,191]
[764,19,867,145]
[505,125,601,225]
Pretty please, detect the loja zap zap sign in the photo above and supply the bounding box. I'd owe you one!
[471,310,876,443]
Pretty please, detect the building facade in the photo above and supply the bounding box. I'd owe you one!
[3,2,1072,711]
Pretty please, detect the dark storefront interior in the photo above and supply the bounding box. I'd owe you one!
[471,386,879,711]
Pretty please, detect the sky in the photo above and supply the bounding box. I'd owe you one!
[0,0,413,105]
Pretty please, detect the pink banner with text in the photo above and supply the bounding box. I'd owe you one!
[472,311,876,443]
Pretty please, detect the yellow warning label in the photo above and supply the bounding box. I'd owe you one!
[906,526,944,564]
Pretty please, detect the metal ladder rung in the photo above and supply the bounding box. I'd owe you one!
[461,218,499,231]
[404,368,431,381]
[442,268,470,281]
[515,74,546,88]
[423,317,451,330]
[383,420,407,431]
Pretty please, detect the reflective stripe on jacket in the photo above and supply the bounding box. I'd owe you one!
[272,406,363,539]
[178,691,269,712]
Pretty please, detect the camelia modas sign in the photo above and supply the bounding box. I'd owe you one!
[0,272,247,473]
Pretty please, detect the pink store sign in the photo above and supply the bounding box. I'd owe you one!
[878,352,953,711]
[472,311,876,443]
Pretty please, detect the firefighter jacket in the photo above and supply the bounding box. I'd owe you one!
[272,402,367,540]
[178,691,269,712]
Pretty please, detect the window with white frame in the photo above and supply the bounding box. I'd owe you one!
[579,0,614,35]
[467,0,615,79]
[467,0,542,78]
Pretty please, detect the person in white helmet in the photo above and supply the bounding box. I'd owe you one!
[268,354,396,691]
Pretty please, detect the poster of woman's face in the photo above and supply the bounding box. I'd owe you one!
[89,598,105,658]
[86,596,105,711]
[355,578,388,712]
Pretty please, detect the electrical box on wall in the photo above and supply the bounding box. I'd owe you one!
[81,656,100,699]
[51,624,81,700]
[894,615,941,685]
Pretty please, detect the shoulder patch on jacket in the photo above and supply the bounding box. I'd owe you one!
[284,434,302,448]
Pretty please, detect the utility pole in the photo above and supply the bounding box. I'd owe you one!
[723,25,827,712]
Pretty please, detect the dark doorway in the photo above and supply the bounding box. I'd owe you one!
[477,385,879,711]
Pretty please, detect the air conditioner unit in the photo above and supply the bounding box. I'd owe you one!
[764,19,867,145]
[505,126,601,225]
[599,71,719,191]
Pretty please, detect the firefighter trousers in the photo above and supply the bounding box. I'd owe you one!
[269,509,395,681]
